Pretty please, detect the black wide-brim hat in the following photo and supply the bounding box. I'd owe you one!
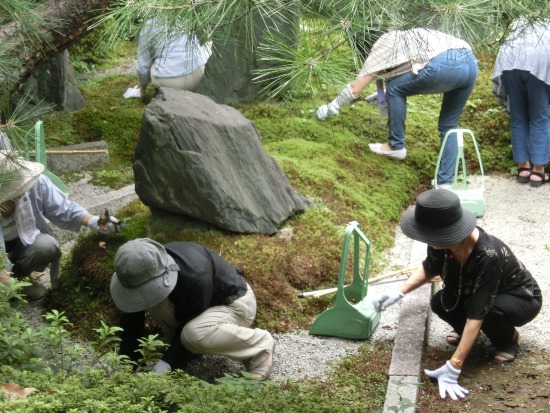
[400,189,477,247]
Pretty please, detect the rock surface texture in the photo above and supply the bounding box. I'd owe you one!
[133,88,308,234]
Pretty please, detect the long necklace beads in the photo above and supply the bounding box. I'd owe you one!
[440,250,464,313]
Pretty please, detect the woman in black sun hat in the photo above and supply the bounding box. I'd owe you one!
[371,189,542,401]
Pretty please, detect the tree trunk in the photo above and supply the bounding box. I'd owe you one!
[0,0,112,99]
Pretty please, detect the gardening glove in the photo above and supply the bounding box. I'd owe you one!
[424,361,469,401]
[370,290,404,311]
[317,84,357,120]
[87,215,123,235]
[152,360,172,375]
[123,86,141,99]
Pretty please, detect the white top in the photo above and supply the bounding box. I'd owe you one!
[136,19,210,86]
[492,20,550,84]
[492,20,550,110]
[358,28,472,79]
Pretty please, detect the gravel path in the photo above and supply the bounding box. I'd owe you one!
[272,174,550,380]
[18,174,550,382]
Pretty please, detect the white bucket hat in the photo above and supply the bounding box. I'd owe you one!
[0,151,45,204]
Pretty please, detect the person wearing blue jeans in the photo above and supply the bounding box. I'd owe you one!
[492,20,550,187]
[317,28,478,186]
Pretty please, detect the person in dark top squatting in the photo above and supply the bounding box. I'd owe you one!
[371,189,542,401]
[110,238,275,379]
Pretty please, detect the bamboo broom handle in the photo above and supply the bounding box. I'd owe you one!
[298,264,420,298]
[29,149,109,155]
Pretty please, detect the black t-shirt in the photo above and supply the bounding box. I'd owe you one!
[422,227,541,319]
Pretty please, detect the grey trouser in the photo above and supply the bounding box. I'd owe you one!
[149,283,274,369]
[7,233,61,280]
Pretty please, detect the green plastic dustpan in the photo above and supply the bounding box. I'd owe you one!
[309,221,380,340]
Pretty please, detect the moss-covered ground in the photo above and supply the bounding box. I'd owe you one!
[22,48,516,412]
[42,49,511,334]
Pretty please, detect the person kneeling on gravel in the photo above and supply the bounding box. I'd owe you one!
[0,152,121,299]
[371,189,542,401]
[110,238,275,380]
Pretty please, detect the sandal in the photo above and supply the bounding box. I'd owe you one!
[529,171,550,188]
[494,330,520,362]
[447,330,461,345]
[516,167,531,184]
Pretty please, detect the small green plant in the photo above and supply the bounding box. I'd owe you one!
[386,379,422,412]
[0,280,46,371]
[1,282,130,375]
[133,334,169,372]
[90,321,124,367]
[387,398,418,413]
[41,310,82,372]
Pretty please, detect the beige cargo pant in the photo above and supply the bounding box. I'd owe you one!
[149,283,274,370]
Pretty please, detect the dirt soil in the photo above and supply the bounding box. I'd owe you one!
[418,345,550,412]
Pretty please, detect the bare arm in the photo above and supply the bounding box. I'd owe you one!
[0,269,12,285]
[350,74,376,96]
[449,318,483,369]
[81,213,95,227]
[399,265,432,295]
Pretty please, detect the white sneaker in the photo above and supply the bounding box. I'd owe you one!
[368,143,407,160]
[438,183,452,190]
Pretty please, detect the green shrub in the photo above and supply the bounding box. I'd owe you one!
[0,340,391,413]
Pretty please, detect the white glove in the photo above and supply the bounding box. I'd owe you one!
[424,361,469,401]
[316,103,339,120]
[316,84,357,120]
[87,215,123,235]
[370,290,404,311]
[152,360,172,375]
[123,86,141,99]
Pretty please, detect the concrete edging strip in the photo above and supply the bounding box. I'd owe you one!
[382,240,430,413]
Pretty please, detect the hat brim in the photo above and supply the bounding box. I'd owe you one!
[0,156,44,204]
[110,254,178,313]
[400,206,477,247]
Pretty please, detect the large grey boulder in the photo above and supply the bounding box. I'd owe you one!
[16,50,85,112]
[133,88,309,234]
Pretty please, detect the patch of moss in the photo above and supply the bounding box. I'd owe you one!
[46,53,511,339]
[46,201,150,337]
